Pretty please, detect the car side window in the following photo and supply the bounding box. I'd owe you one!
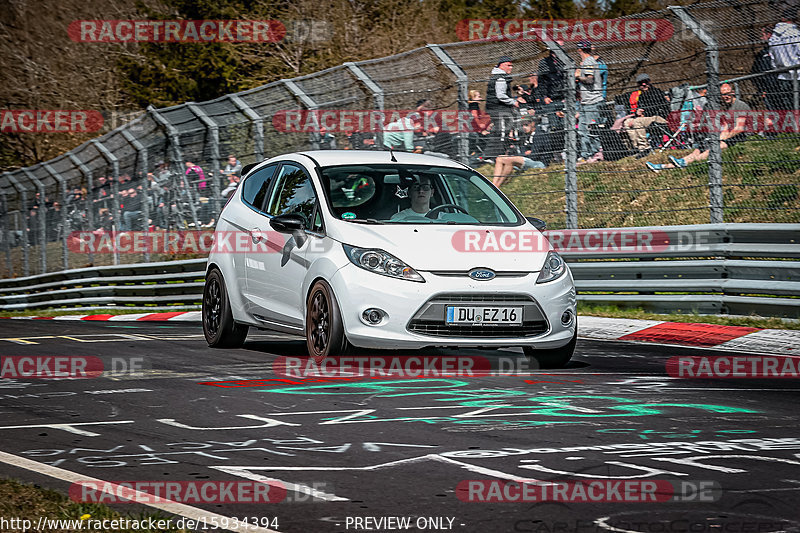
[266,164,318,229]
[241,164,278,212]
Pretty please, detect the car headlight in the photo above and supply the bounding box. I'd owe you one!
[343,245,425,282]
[536,251,566,284]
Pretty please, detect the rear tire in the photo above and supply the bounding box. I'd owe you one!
[203,268,249,348]
[306,280,351,364]
[523,322,577,369]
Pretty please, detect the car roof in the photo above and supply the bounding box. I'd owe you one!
[289,150,467,169]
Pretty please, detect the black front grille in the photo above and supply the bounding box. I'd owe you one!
[426,293,533,303]
[408,321,548,338]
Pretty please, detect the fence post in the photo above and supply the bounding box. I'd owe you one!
[671,6,723,223]
[283,79,319,149]
[21,168,47,274]
[427,44,470,164]
[0,188,11,277]
[43,163,70,271]
[344,62,385,149]
[7,173,29,277]
[546,41,578,229]
[793,70,799,110]
[187,103,222,219]
[148,106,199,230]
[121,127,151,261]
[91,139,121,265]
[69,154,94,265]
[229,94,265,162]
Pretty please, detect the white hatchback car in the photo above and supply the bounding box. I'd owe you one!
[203,150,577,367]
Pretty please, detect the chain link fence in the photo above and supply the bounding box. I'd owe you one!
[1,0,798,278]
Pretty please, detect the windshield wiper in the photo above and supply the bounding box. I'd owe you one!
[349,218,385,224]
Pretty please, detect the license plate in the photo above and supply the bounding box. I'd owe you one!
[445,306,523,324]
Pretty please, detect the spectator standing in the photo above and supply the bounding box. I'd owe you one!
[752,26,780,109]
[623,73,671,158]
[485,56,519,157]
[310,127,337,150]
[575,40,604,163]
[221,154,242,181]
[768,9,800,110]
[538,48,566,105]
[185,162,206,191]
[383,114,416,152]
[593,47,609,99]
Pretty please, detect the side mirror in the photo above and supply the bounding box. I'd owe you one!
[270,214,307,247]
[526,217,547,231]
[270,214,306,233]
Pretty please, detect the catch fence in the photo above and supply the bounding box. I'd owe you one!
[1,0,798,278]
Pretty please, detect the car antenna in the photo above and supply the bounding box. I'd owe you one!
[389,148,397,162]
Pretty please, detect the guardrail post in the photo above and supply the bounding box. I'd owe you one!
[229,94,265,162]
[68,154,94,265]
[147,106,199,230]
[0,188,11,277]
[121,127,151,261]
[671,6,723,223]
[6,173,29,276]
[21,168,47,274]
[283,79,319,149]
[187,103,222,219]
[546,40,579,229]
[43,163,70,270]
[344,62,385,149]
[91,139,121,265]
[427,45,469,164]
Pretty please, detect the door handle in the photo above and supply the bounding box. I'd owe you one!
[250,228,264,244]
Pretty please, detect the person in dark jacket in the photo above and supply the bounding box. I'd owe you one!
[751,26,780,110]
[485,56,518,157]
[623,73,671,158]
[537,49,566,104]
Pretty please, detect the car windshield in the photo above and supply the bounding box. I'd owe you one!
[320,164,523,225]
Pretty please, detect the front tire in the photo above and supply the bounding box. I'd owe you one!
[523,322,577,369]
[203,268,249,348]
[306,280,351,364]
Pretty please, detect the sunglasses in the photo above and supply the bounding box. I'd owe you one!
[412,184,432,191]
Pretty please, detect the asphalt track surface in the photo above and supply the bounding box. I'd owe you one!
[0,320,799,533]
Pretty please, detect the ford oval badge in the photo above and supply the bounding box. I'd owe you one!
[469,268,496,281]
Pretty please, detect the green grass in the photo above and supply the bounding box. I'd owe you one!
[0,306,199,318]
[578,302,800,330]
[486,136,800,229]
[0,478,186,532]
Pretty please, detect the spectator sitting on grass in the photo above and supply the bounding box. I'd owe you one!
[492,118,546,187]
[646,83,750,172]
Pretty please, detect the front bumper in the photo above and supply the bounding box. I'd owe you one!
[329,263,576,350]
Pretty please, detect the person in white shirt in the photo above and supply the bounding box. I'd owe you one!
[768,9,800,110]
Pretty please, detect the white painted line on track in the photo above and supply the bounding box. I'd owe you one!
[0,449,279,533]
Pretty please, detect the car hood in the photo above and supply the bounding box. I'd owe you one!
[330,223,552,272]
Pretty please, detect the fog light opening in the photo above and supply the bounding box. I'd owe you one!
[560,310,574,327]
[362,308,385,325]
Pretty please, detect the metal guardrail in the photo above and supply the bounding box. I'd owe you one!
[0,225,797,317]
